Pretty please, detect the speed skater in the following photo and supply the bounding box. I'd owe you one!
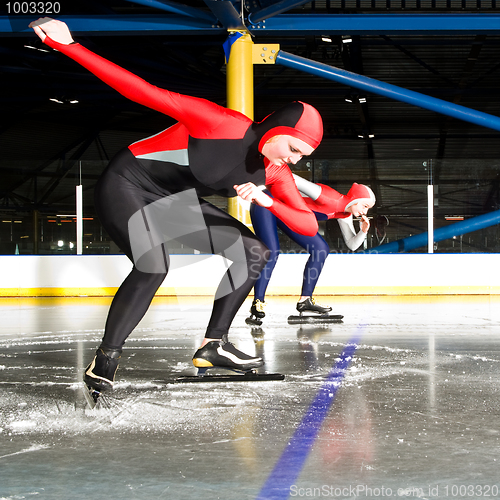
[30,18,325,397]
[247,175,375,325]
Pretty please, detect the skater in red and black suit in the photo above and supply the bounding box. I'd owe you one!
[248,176,375,323]
[31,18,325,397]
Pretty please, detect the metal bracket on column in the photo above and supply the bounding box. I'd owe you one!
[252,44,280,64]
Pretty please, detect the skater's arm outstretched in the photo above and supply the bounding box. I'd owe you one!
[31,19,319,237]
[29,18,250,139]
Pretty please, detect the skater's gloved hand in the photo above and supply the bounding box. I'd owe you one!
[360,215,370,233]
[29,17,74,45]
[234,183,273,208]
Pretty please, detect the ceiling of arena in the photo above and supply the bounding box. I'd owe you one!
[2,0,500,250]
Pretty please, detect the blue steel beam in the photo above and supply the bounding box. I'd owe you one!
[365,210,500,254]
[276,51,500,132]
[125,0,216,22]
[249,13,500,35]
[0,14,222,36]
[3,13,500,35]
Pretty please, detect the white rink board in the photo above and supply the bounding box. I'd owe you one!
[0,253,499,295]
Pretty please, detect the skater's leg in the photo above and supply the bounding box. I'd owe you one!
[299,235,329,298]
[250,202,280,302]
[86,149,171,391]
[277,222,332,314]
[192,202,269,370]
[204,230,268,337]
[245,201,280,322]
[101,267,167,350]
[203,203,269,337]
[84,266,167,396]
[277,223,329,296]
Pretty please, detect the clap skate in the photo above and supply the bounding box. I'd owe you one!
[82,347,121,409]
[176,335,284,382]
[287,297,343,325]
[245,299,266,326]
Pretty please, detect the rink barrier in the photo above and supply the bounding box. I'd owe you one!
[0,254,499,297]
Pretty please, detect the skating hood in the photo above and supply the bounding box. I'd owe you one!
[256,101,323,152]
[344,183,376,210]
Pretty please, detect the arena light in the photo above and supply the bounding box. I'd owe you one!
[49,98,79,104]
[24,44,50,53]
[56,214,93,221]
[445,216,464,220]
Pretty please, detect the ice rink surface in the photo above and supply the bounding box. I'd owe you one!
[0,295,499,499]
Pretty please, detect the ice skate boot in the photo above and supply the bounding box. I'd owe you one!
[245,298,266,326]
[192,334,263,371]
[288,298,343,325]
[296,297,332,315]
[83,347,121,407]
[177,335,283,382]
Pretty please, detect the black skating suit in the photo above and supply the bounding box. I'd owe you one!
[42,36,324,347]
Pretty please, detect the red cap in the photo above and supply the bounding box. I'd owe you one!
[258,102,323,151]
[344,183,376,209]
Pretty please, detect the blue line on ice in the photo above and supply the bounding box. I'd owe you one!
[256,325,364,500]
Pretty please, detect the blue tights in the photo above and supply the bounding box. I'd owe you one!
[250,202,330,301]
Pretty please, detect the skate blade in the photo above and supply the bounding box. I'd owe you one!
[250,327,265,338]
[82,383,115,410]
[288,314,343,325]
[175,367,284,383]
[82,383,101,409]
[245,316,262,326]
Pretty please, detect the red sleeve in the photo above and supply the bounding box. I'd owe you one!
[43,38,251,139]
[265,163,318,237]
[303,184,350,219]
[303,197,330,215]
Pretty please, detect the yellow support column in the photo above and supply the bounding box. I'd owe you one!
[226,32,254,229]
